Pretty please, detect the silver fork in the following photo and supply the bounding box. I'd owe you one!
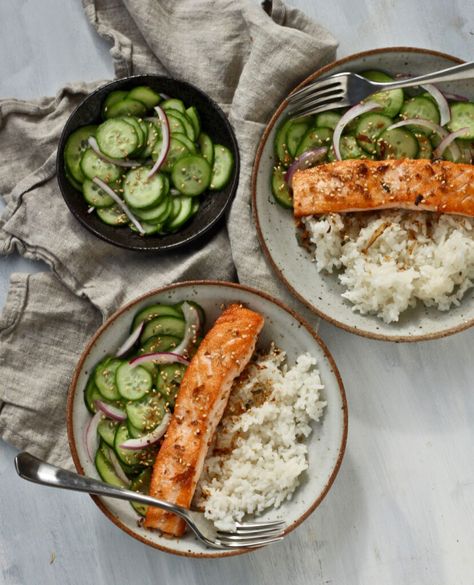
[15,452,285,550]
[287,61,474,118]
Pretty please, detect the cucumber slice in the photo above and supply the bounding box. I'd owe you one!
[95,444,128,488]
[167,110,195,141]
[172,155,211,196]
[126,391,167,431]
[191,199,200,216]
[130,220,164,235]
[315,111,342,130]
[171,133,197,154]
[123,166,165,209]
[94,358,122,401]
[139,334,181,354]
[210,145,233,190]
[295,127,332,157]
[96,119,139,159]
[166,111,186,135]
[271,165,292,208]
[140,121,161,158]
[327,135,364,161]
[286,120,311,157]
[400,96,440,135]
[166,197,194,231]
[104,98,147,119]
[116,362,153,401]
[121,117,145,152]
[198,132,214,166]
[157,363,186,408]
[130,469,152,517]
[114,423,156,468]
[65,168,84,191]
[141,315,185,343]
[84,378,103,414]
[161,98,186,114]
[186,106,201,138]
[97,419,119,448]
[101,91,128,119]
[360,70,404,117]
[154,136,190,173]
[96,204,128,226]
[127,86,161,109]
[64,125,97,184]
[82,179,115,208]
[132,304,184,330]
[355,113,393,154]
[80,148,122,183]
[447,102,474,139]
[133,194,170,221]
[377,127,419,159]
[274,118,293,165]
[415,134,433,159]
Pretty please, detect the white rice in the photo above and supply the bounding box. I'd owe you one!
[194,346,326,531]
[303,211,474,323]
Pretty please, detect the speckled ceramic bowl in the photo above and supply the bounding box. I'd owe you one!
[253,47,474,341]
[67,281,347,558]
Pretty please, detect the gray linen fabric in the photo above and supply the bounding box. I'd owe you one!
[0,0,337,465]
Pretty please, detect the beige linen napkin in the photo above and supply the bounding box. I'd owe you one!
[0,0,336,465]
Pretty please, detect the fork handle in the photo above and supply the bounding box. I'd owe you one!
[15,452,189,520]
[373,61,474,90]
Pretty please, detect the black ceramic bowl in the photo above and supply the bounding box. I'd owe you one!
[56,75,240,252]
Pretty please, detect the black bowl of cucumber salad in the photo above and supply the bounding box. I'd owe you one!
[57,75,239,251]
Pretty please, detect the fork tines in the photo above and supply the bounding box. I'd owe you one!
[216,519,286,549]
[287,73,348,118]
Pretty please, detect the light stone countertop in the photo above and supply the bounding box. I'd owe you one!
[0,1,473,584]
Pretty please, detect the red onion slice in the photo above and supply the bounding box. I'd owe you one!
[92,177,145,235]
[433,127,469,160]
[173,302,201,357]
[129,352,190,368]
[88,137,141,168]
[146,106,170,179]
[333,101,381,161]
[387,118,448,138]
[284,147,328,187]
[421,84,451,126]
[119,412,171,450]
[95,399,127,422]
[85,411,102,461]
[107,447,131,485]
[115,322,144,357]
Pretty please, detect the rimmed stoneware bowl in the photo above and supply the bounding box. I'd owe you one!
[57,75,239,252]
[252,47,474,342]
[67,281,347,558]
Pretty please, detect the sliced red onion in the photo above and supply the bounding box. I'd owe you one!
[107,447,131,485]
[173,302,201,357]
[85,411,102,461]
[146,106,170,179]
[130,352,189,368]
[442,92,469,103]
[333,101,381,161]
[159,93,171,100]
[95,399,127,422]
[387,118,448,139]
[284,147,327,187]
[119,412,171,450]
[433,127,469,160]
[92,177,145,235]
[115,322,144,357]
[420,84,450,126]
[88,137,141,168]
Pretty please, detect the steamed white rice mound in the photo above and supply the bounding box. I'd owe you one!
[195,348,326,531]
[303,211,474,323]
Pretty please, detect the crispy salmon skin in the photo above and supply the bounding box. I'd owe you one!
[292,159,474,218]
[144,303,265,536]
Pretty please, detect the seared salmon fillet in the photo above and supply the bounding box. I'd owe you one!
[292,159,474,218]
[144,304,265,536]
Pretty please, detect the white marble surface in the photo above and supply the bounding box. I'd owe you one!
[0,1,473,584]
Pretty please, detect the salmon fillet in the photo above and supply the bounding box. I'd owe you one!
[144,303,265,536]
[292,159,474,218]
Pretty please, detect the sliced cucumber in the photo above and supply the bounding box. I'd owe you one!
[172,155,211,196]
[132,304,183,330]
[315,111,342,130]
[377,127,419,159]
[286,119,311,157]
[94,358,122,401]
[328,135,364,161]
[162,98,186,113]
[121,117,146,153]
[96,204,128,226]
[154,136,190,173]
[80,148,122,183]
[186,106,201,138]
[123,167,165,209]
[166,197,194,231]
[133,195,170,222]
[274,118,294,165]
[198,132,214,166]
[166,111,186,135]
[416,134,433,159]
[82,179,115,208]
[130,469,152,517]
[96,119,139,159]
[157,363,186,408]
[400,96,440,135]
[447,102,474,139]
[97,419,119,448]
[361,70,404,117]
[101,91,128,119]
[141,315,185,343]
[140,121,161,158]
[167,110,195,141]
[105,98,147,119]
[126,391,167,431]
[295,127,332,157]
[95,444,128,488]
[114,423,155,468]
[140,334,181,354]
[355,113,393,154]
[127,86,161,109]
[271,165,292,208]
[84,378,103,414]
[210,145,233,190]
[170,133,197,154]
[64,125,97,184]
[116,361,153,401]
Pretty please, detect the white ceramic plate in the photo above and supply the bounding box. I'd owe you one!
[67,281,347,558]
[253,47,474,341]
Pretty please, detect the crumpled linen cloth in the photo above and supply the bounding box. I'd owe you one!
[0,0,336,467]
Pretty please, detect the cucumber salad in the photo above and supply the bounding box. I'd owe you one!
[272,69,474,208]
[64,85,234,235]
[83,299,205,517]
